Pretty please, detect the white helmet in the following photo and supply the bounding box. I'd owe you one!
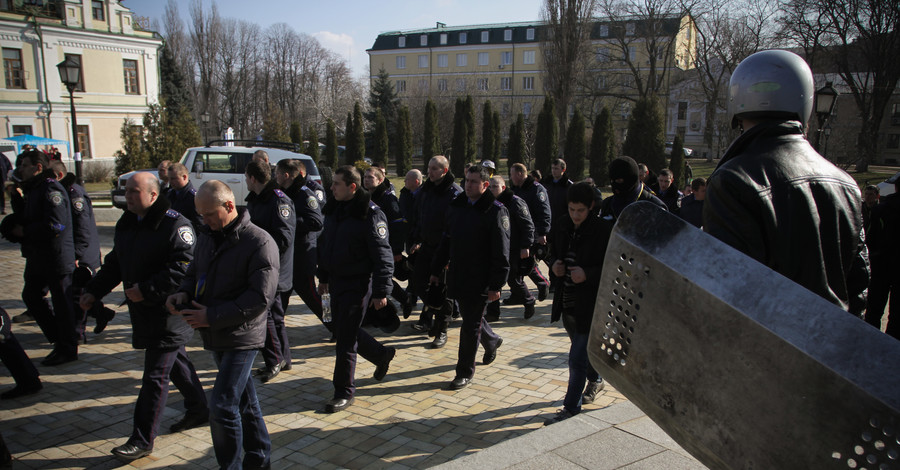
[729,49,814,129]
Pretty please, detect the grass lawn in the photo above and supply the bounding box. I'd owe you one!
[685,159,896,190]
[84,181,112,192]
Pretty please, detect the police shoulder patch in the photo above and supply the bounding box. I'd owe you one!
[48,190,64,207]
[165,209,180,219]
[306,195,319,210]
[279,203,292,219]
[189,188,197,195]
[315,190,325,202]
[273,189,287,198]
[72,197,85,212]
[375,220,388,239]
[501,215,511,231]
[177,225,195,245]
[538,191,546,202]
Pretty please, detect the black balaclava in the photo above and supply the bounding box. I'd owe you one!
[609,156,639,195]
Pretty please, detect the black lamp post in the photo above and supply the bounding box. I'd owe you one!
[57,57,82,185]
[813,81,838,153]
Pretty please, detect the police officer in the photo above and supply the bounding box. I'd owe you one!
[245,160,296,382]
[541,158,573,228]
[0,306,42,399]
[166,163,201,228]
[486,175,535,321]
[365,166,407,328]
[432,165,509,390]
[704,49,868,316]
[408,156,462,348]
[317,166,396,413]
[274,159,327,329]
[12,150,78,365]
[509,163,551,301]
[398,169,423,318]
[80,172,208,460]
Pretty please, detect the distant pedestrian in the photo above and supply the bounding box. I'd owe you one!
[509,163,551,301]
[679,177,706,228]
[166,163,201,227]
[865,178,899,338]
[653,169,683,213]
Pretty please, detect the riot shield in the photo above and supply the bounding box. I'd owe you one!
[587,202,900,470]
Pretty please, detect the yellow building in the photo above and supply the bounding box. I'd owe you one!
[0,0,161,162]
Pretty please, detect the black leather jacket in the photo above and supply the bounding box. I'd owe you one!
[703,120,869,316]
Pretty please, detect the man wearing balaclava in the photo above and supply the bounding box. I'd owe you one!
[599,156,667,220]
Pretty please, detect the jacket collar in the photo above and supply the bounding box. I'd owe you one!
[245,180,278,204]
[60,172,77,189]
[21,168,57,191]
[285,175,307,198]
[118,194,172,230]
[717,120,804,170]
[421,171,455,194]
[452,187,497,212]
[370,178,392,201]
[495,188,514,206]
[323,187,371,219]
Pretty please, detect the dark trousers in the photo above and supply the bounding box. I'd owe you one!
[22,260,77,356]
[210,350,270,470]
[487,259,534,316]
[456,296,501,380]
[527,264,549,292]
[561,313,599,414]
[332,279,388,400]
[866,270,899,340]
[0,332,39,388]
[131,345,208,448]
[261,291,291,369]
[293,273,324,320]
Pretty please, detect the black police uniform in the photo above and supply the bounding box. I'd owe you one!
[20,169,78,360]
[487,188,535,319]
[246,181,297,372]
[0,306,41,397]
[409,172,462,331]
[317,188,394,400]
[86,196,207,450]
[282,175,326,326]
[370,178,409,306]
[511,175,552,296]
[166,181,201,228]
[305,178,327,204]
[541,175,573,228]
[432,190,509,381]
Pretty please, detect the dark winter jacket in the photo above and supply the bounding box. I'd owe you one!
[166,181,201,228]
[599,182,667,220]
[703,120,869,316]
[541,175,573,227]
[20,169,75,275]
[494,188,534,254]
[246,181,296,292]
[283,175,324,279]
[87,197,195,349]
[410,171,462,248]
[512,176,552,238]
[61,173,100,269]
[678,194,704,228]
[656,186,683,214]
[370,178,407,257]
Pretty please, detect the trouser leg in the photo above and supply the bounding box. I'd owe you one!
[131,347,178,448]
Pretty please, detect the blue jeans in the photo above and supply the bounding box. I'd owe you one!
[210,350,270,470]
[562,314,599,414]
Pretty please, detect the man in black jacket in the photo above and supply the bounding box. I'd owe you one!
[509,163,551,301]
[167,180,278,470]
[541,159,573,228]
[863,178,899,338]
[653,169,683,214]
[166,163,201,228]
[432,165,509,390]
[704,49,868,316]
[486,175,535,321]
[245,160,296,382]
[317,166,396,413]
[599,157,667,220]
[365,166,407,327]
[81,172,208,460]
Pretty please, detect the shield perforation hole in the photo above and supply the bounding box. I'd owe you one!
[643,266,651,276]
[847,458,857,468]
[628,257,634,265]
[618,265,624,272]
[620,253,627,261]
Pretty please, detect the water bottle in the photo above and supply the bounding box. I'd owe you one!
[321,293,332,323]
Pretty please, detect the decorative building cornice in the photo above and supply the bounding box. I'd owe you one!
[56,39,146,55]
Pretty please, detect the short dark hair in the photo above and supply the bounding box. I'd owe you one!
[864,184,879,195]
[567,181,595,207]
[551,158,567,170]
[658,168,673,178]
[466,164,490,183]
[335,165,361,189]
[275,159,301,178]
[691,177,707,192]
[19,149,48,168]
[49,160,67,175]
[245,160,271,184]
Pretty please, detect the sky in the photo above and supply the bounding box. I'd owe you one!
[125,0,546,78]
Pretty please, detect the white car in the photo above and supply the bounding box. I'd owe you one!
[665,142,694,158]
[877,171,898,197]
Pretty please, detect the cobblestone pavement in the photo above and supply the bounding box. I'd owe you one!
[0,220,627,469]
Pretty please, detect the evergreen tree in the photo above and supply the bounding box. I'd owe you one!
[158,41,192,115]
[589,106,615,186]
[373,108,389,165]
[564,109,586,180]
[324,118,339,168]
[492,111,501,161]
[305,125,319,160]
[482,100,494,161]
[352,101,366,162]
[366,68,399,127]
[450,98,468,176]
[261,104,290,142]
[507,114,525,166]
[290,121,303,145]
[622,96,666,173]
[534,96,558,174]
[142,101,200,168]
[423,99,441,161]
[344,111,356,165]
[396,106,412,177]
[114,118,150,177]
[464,95,477,165]
[669,134,685,188]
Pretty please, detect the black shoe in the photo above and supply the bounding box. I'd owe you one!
[412,322,431,333]
[0,382,42,399]
[374,347,395,381]
[582,380,606,405]
[483,338,503,365]
[430,332,448,349]
[524,302,535,319]
[94,307,116,334]
[325,397,354,413]
[537,285,548,302]
[111,442,152,460]
[449,377,471,390]
[11,311,32,323]
[41,351,77,366]
[402,298,413,319]
[170,412,209,433]
[259,362,282,383]
[501,296,525,306]
[484,313,500,323]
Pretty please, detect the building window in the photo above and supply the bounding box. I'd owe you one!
[11,125,32,136]
[597,76,607,89]
[500,77,511,90]
[501,51,512,65]
[418,55,428,68]
[523,102,532,117]
[456,78,466,92]
[600,24,609,37]
[420,34,428,46]
[626,23,635,36]
[438,79,448,92]
[502,103,510,117]
[77,125,91,158]
[596,47,609,63]
[440,33,448,45]
[887,134,900,149]
[396,80,406,93]
[418,79,428,92]
[526,28,535,40]
[123,59,139,94]
[64,54,84,92]
[504,29,512,41]
[456,53,467,67]
[523,50,535,64]
[481,31,489,43]
[678,101,688,120]
[622,74,633,89]
[437,54,448,68]
[478,52,489,66]
[523,76,534,90]
[628,46,636,61]
[398,36,406,47]
[396,56,406,69]
[3,48,24,89]
[92,0,104,21]
[459,32,467,44]
[477,78,488,91]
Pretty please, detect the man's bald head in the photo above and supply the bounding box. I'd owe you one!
[197,180,234,206]
[196,180,238,230]
[125,171,161,216]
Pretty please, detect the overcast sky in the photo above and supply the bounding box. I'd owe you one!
[125,0,546,78]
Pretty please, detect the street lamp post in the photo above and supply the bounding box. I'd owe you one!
[57,57,82,185]
[813,81,838,153]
